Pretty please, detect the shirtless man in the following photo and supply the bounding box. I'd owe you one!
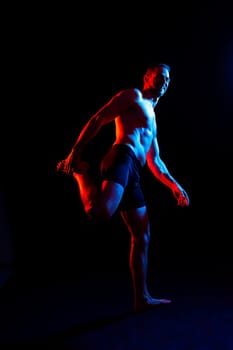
[57,63,190,312]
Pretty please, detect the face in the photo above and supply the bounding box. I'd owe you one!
[145,66,170,97]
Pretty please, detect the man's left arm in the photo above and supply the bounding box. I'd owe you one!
[146,137,190,206]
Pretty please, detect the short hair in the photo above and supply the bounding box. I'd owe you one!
[145,63,171,75]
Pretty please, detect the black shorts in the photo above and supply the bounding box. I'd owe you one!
[100,144,146,211]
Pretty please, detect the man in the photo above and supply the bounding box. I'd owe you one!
[57,63,190,312]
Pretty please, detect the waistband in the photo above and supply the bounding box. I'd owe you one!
[112,143,142,169]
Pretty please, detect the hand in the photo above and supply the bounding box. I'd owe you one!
[172,186,190,207]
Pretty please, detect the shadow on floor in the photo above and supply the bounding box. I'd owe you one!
[0,265,233,349]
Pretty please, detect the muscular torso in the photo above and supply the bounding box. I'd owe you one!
[114,89,157,166]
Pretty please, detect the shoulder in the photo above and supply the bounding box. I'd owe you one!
[107,88,143,113]
[117,88,142,99]
[114,88,142,104]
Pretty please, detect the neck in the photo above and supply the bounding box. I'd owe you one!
[142,89,160,107]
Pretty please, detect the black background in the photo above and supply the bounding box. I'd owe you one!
[2,1,233,279]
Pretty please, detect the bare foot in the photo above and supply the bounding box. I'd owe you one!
[56,159,67,173]
[135,296,171,313]
[57,159,89,176]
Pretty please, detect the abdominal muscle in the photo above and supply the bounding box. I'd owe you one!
[113,98,156,167]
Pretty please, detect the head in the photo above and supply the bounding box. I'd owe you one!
[143,63,171,97]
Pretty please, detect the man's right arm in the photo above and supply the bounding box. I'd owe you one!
[57,89,137,174]
[70,88,141,156]
[72,93,121,155]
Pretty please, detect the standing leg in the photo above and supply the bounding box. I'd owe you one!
[120,207,171,312]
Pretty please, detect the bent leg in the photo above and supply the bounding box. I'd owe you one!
[73,170,124,221]
[73,171,98,214]
[120,207,171,312]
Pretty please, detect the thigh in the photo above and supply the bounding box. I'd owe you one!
[100,146,130,188]
[99,180,125,218]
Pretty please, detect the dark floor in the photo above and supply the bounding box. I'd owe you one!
[0,262,233,349]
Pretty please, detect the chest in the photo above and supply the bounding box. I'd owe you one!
[128,100,155,128]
